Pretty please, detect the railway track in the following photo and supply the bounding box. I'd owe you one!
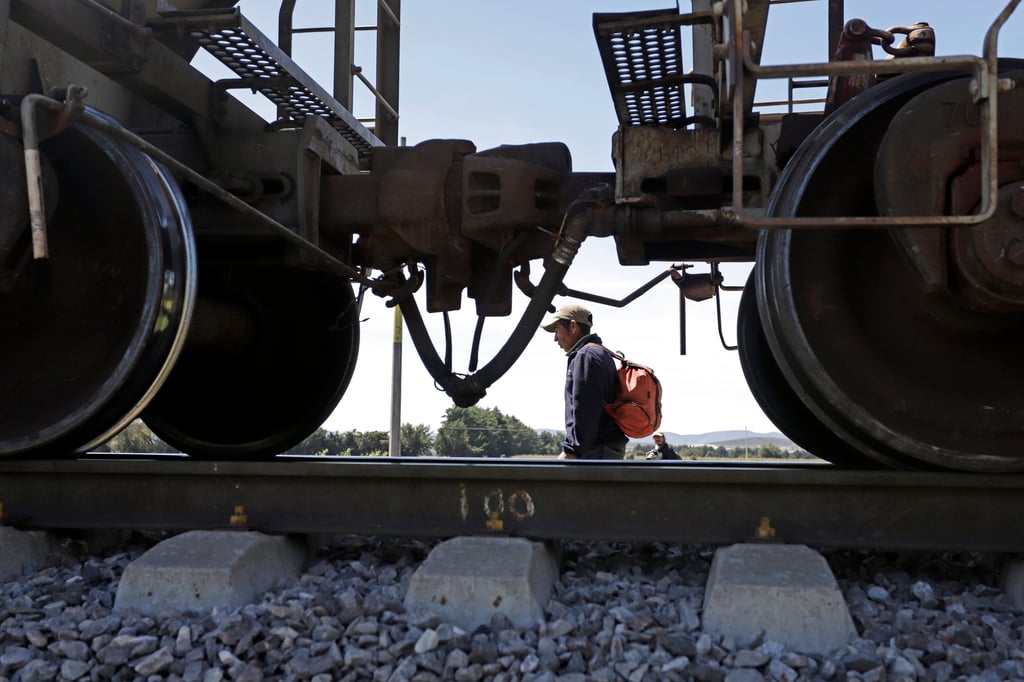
[1,456,1021,552]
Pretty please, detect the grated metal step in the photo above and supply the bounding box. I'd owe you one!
[593,7,718,128]
[151,8,382,158]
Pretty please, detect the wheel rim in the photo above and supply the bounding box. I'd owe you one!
[758,67,1024,471]
[144,266,360,459]
[737,270,879,468]
[0,115,195,455]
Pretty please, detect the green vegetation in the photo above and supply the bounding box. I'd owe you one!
[95,420,178,453]
[98,409,814,460]
[433,406,562,457]
[625,442,816,461]
[98,408,560,457]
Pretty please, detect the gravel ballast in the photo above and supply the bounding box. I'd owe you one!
[1,534,1023,681]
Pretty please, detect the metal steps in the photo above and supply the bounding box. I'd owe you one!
[593,8,718,128]
[151,8,382,158]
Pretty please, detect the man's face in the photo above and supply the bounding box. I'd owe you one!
[554,320,583,352]
[653,436,664,445]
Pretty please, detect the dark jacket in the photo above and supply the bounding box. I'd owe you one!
[561,333,627,458]
[646,442,680,460]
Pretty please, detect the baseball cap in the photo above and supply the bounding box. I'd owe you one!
[541,303,593,332]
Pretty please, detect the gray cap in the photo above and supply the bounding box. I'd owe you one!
[541,303,593,332]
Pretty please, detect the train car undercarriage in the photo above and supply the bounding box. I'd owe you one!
[0,0,1021,471]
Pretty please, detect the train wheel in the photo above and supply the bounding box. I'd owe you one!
[757,66,1024,471]
[736,270,877,468]
[0,117,196,456]
[143,266,359,459]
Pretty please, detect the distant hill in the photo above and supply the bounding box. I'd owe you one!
[711,435,798,449]
[539,428,799,451]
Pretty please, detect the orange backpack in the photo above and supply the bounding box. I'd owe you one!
[590,344,663,438]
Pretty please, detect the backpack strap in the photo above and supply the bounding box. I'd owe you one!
[587,343,656,373]
[586,342,626,364]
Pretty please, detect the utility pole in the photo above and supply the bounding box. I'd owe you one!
[389,305,402,457]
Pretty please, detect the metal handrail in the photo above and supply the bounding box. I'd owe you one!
[725,0,1020,230]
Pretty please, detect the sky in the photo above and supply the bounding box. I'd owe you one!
[207,1,1021,437]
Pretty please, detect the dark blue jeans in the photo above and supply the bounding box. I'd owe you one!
[577,441,627,460]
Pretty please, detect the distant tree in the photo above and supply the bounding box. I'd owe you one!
[677,445,694,458]
[434,406,489,457]
[97,419,176,453]
[290,428,348,455]
[621,441,819,461]
[289,424,432,456]
[355,430,388,455]
[400,423,434,457]
[337,430,362,454]
[500,412,545,455]
[434,406,549,457]
[288,428,385,456]
[537,430,564,456]
[756,444,785,459]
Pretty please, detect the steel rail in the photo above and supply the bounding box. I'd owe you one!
[0,457,1021,552]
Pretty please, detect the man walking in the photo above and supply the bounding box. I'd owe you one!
[541,303,627,459]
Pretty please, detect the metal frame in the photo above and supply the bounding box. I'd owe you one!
[278,0,400,145]
[727,0,1021,230]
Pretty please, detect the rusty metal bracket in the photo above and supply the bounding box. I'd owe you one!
[710,263,736,351]
[19,85,88,259]
[294,116,360,267]
[559,266,677,308]
[398,190,607,408]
